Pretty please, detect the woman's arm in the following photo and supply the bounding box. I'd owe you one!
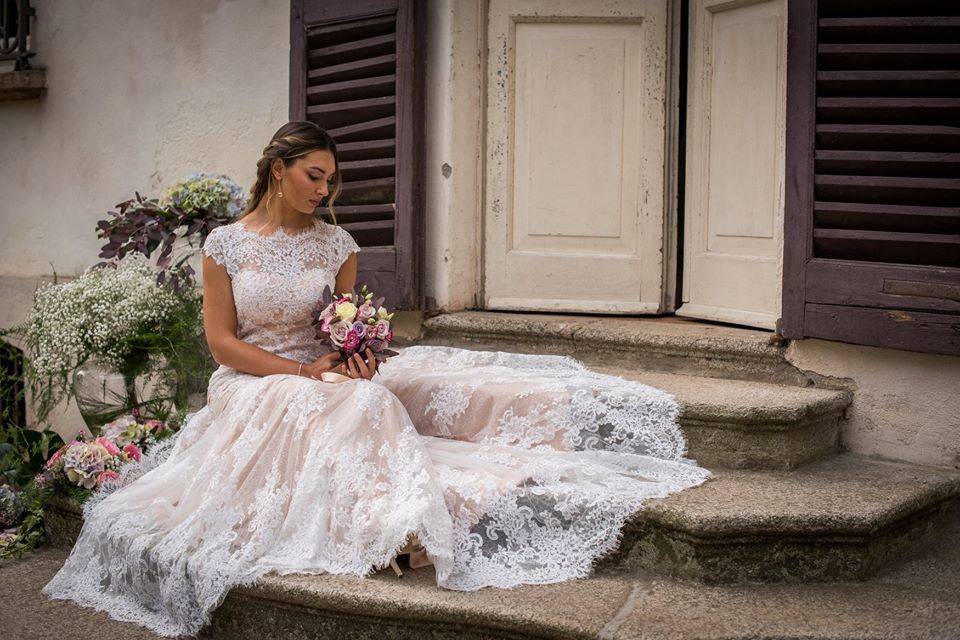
[333,250,358,295]
[202,255,338,378]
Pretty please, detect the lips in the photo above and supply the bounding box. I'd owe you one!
[309,199,321,207]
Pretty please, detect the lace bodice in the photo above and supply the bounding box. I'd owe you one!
[201,219,360,362]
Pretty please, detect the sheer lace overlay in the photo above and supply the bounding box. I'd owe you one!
[42,219,711,638]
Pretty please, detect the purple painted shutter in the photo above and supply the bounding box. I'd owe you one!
[783,0,960,356]
[290,0,424,310]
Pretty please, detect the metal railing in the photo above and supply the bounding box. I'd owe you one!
[1,0,35,70]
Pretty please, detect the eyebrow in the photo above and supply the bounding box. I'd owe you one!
[307,166,334,175]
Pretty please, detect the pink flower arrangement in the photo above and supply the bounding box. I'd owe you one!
[311,283,399,366]
[39,413,172,492]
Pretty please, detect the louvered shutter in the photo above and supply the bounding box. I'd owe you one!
[290,0,424,310]
[783,0,960,355]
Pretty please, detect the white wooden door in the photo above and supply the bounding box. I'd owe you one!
[483,0,670,314]
[677,0,787,329]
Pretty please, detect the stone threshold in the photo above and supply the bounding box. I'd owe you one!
[419,311,814,386]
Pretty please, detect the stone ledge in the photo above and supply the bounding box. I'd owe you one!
[421,311,814,385]
[0,69,46,100]
[617,454,960,583]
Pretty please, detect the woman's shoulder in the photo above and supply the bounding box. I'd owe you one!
[201,222,245,272]
[322,220,359,251]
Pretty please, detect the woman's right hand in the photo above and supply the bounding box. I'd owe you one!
[300,352,345,380]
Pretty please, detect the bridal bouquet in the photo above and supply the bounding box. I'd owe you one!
[311,284,399,371]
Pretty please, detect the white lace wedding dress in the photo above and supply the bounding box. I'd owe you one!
[42,219,711,638]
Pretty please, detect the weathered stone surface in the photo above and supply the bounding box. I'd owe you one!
[42,494,84,549]
[593,368,851,469]
[12,530,960,640]
[620,454,960,583]
[209,569,632,640]
[421,311,812,385]
[0,69,46,101]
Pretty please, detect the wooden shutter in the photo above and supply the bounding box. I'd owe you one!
[783,0,960,355]
[290,0,424,310]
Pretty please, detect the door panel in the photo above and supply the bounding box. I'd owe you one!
[678,0,786,329]
[484,0,670,314]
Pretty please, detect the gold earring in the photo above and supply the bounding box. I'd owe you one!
[277,177,284,198]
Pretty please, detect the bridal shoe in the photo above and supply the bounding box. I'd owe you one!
[387,533,430,578]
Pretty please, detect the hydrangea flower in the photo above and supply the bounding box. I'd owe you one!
[161,171,247,219]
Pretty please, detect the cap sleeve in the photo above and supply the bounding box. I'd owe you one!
[200,225,237,277]
[332,225,360,269]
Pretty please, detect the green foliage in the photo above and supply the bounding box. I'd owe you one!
[0,479,50,560]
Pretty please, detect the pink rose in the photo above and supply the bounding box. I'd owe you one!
[343,329,361,351]
[96,470,120,485]
[373,319,390,339]
[357,303,376,320]
[94,437,121,457]
[123,443,142,461]
[329,320,350,347]
[45,450,62,470]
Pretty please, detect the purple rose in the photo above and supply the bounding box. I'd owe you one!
[350,320,367,338]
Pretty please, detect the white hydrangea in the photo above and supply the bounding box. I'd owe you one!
[25,256,181,378]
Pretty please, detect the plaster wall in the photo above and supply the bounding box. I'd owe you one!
[787,340,960,470]
[0,0,289,437]
[0,0,289,280]
[421,0,485,312]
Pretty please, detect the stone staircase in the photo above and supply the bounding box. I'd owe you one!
[413,312,960,586]
[197,311,960,637]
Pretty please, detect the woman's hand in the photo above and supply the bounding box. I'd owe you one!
[340,348,379,380]
[301,352,346,380]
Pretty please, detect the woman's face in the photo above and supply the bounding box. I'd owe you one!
[276,149,337,215]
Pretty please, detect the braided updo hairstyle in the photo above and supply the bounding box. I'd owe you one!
[238,121,342,225]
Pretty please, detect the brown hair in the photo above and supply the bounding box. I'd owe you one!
[238,121,342,225]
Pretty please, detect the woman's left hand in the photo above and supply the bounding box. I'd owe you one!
[339,348,379,380]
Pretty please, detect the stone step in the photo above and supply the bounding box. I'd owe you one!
[40,461,960,636]
[593,368,850,470]
[613,453,960,584]
[404,333,852,470]
[419,311,814,386]
[199,498,960,639]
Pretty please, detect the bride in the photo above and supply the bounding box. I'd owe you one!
[42,121,711,638]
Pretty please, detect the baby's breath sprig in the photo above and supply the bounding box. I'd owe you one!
[16,255,199,423]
